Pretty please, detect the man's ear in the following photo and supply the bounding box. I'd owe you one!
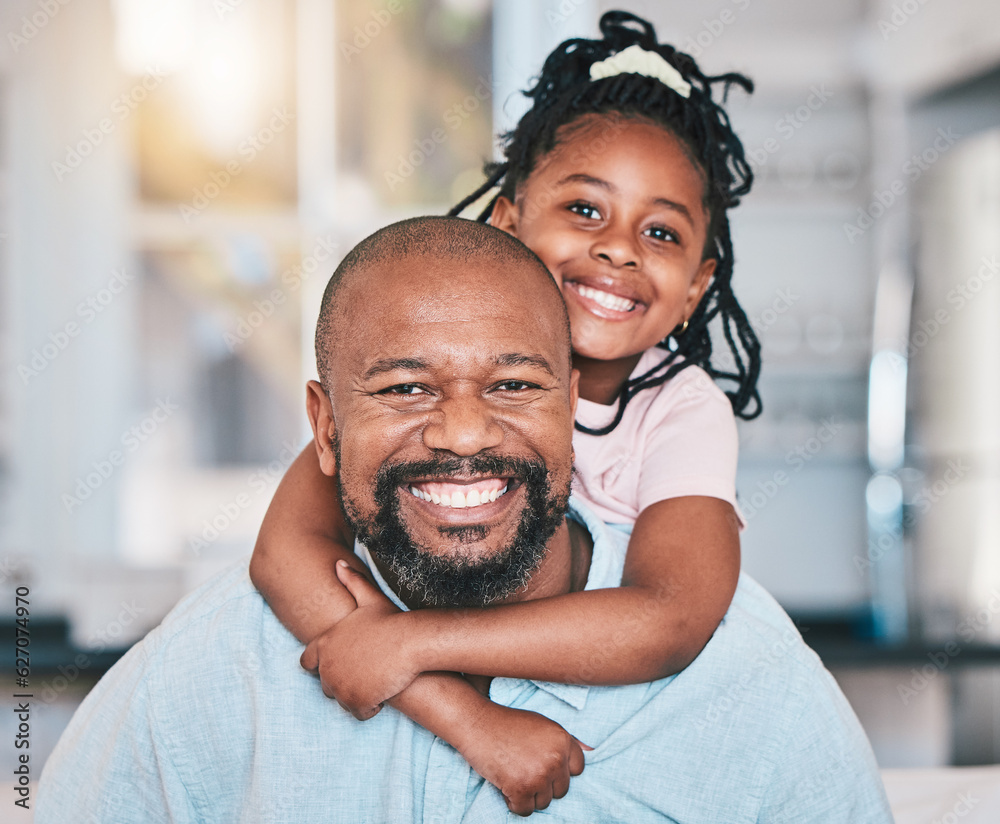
[305,380,338,477]
[569,367,580,421]
[490,195,518,236]
[568,367,580,466]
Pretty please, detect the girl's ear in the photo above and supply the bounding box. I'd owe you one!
[684,257,717,319]
[305,380,338,476]
[490,195,519,236]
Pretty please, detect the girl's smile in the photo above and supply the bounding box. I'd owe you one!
[491,114,717,402]
[564,279,639,316]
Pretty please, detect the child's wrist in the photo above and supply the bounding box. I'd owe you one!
[450,689,501,757]
[397,609,442,675]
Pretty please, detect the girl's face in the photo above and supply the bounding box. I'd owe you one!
[491,114,716,366]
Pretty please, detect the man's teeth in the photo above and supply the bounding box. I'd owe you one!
[576,284,636,312]
[409,484,509,509]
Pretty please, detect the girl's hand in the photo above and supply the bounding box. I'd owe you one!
[299,562,417,719]
[456,701,591,817]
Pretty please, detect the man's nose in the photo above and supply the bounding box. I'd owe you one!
[422,395,504,456]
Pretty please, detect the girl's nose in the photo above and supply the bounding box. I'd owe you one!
[591,224,639,268]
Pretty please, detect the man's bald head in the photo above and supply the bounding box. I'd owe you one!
[306,215,579,609]
[314,216,568,391]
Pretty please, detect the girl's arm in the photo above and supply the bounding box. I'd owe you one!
[428,495,741,681]
[381,670,587,816]
[249,446,586,816]
[312,494,740,708]
[249,446,361,641]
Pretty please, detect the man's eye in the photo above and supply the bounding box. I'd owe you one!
[494,380,537,392]
[568,202,601,220]
[378,384,427,396]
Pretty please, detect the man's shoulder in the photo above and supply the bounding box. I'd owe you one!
[726,572,805,647]
[567,501,828,702]
[662,570,872,774]
[537,571,890,822]
[132,559,288,676]
[62,558,299,759]
[39,560,347,823]
[703,572,827,691]
[566,500,828,692]
[155,560,260,635]
[598,571,849,751]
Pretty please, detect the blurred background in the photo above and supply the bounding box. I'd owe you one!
[2,0,999,794]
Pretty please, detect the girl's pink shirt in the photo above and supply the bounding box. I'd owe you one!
[571,348,743,527]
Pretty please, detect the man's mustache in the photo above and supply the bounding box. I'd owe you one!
[373,454,548,491]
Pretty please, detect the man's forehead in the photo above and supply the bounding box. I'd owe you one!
[383,287,533,323]
[347,255,533,304]
[351,298,563,370]
[339,259,563,335]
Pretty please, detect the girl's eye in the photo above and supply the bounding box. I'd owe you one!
[378,384,428,396]
[646,225,679,243]
[568,202,601,220]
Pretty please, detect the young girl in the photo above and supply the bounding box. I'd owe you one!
[250,10,760,816]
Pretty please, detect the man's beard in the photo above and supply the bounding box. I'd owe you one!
[337,449,569,608]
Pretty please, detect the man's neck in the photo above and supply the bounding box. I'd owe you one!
[503,516,593,604]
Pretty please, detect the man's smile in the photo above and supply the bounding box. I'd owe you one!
[408,477,510,509]
[400,473,527,528]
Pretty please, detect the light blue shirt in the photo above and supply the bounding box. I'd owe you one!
[38,499,892,823]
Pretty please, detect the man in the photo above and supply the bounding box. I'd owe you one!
[38,217,892,822]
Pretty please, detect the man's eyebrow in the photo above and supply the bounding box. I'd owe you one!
[556,172,694,224]
[362,358,428,380]
[494,353,555,374]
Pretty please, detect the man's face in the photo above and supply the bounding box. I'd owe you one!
[313,253,577,608]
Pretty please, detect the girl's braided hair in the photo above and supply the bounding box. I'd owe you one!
[448,10,762,433]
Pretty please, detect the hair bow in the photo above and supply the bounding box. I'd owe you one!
[589,44,691,98]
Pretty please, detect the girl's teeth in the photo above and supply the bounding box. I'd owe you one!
[577,284,636,312]
[409,484,509,510]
